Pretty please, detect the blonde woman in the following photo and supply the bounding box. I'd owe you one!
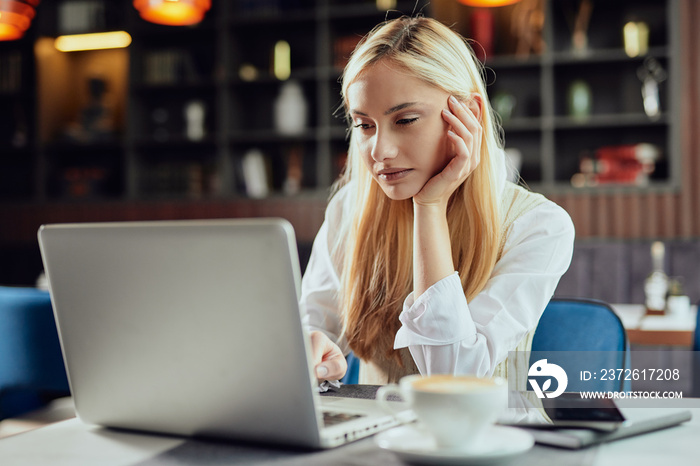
[301,16,575,385]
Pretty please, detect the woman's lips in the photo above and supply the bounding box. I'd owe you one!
[377,168,413,181]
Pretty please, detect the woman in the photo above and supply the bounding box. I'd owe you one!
[301,16,575,385]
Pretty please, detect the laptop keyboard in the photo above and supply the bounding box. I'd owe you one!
[323,411,364,426]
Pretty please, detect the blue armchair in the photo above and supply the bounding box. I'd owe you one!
[0,286,70,419]
[693,301,699,396]
[531,298,631,392]
[340,352,360,385]
[694,301,700,352]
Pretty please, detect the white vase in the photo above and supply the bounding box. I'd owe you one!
[274,80,307,136]
[184,100,206,141]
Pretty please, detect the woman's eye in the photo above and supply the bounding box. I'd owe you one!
[397,117,418,126]
[353,123,374,130]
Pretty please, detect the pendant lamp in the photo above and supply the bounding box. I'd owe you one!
[0,0,40,41]
[457,0,521,6]
[133,0,211,26]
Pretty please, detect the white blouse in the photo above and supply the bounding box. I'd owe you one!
[300,183,575,379]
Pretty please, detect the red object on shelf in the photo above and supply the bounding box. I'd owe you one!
[592,144,659,185]
[334,35,362,70]
[470,8,494,62]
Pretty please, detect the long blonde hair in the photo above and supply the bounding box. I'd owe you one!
[334,17,506,365]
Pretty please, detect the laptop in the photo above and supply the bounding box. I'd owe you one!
[38,218,404,448]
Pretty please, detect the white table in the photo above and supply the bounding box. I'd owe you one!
[0,399,698,466]
[611,304,697,347]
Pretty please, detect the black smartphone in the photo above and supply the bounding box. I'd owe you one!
[516,393,626,432]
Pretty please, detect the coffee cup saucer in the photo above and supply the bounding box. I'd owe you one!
[375,423,534,465]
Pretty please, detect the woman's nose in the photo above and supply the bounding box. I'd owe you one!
[370,130,399,162]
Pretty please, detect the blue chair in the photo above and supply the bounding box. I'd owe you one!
[694,300,700,352]
[531,298,630,393]
[340,352,360,385]
[692,301,699,396]
[0,286,70,419]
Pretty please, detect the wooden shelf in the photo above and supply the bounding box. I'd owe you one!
[549,46,670,65]
[551,113,669,129]
[131,81,218,92]
[134,136,218,150]
[328,2,420,20]
[485,55,542,69]
[228,69,319,85]
[229,129,320,144]
[230,9,317,25]
[501,117,543,132]
[44,141,125,153]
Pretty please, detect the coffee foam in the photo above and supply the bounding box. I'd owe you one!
[412,375,497,394]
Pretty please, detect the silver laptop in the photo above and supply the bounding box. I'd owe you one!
[38,218,402,448]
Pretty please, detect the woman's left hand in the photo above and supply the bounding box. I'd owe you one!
[413,93,483,209]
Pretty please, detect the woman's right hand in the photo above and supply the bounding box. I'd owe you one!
[309,331,347,381]
[413,94,483,210]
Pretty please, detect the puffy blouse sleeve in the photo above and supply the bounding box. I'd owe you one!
[394,200,575,377]
[299,189,349,354]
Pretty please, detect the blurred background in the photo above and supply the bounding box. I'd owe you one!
[0,0,698,305]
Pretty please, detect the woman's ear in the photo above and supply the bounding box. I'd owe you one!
[468,92,484,121]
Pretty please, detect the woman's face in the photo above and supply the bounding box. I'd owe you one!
[346,62,454,200]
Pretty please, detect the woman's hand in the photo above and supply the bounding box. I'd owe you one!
[413,93,483,209]
[411,93,483,297]
[309,330,347,381]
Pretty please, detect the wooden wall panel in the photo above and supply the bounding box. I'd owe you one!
[617,196,627,238]
[554,189,694,240]
[628,194,641,239]
[0,198,328,245]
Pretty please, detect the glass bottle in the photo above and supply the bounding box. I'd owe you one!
[644,241,669,313]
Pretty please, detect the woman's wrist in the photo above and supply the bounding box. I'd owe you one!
[412,198,453,297]
[413,197,448,217]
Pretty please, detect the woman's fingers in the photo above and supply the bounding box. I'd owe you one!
[445,96,481,139]
[309,331,347,380]
[445,97,476,149]
[441,95,482,179]
[316,353,347,380]
[414,94,483,206]
[444,130,471,180]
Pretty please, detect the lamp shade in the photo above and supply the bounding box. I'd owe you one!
[0,0,40,41]
[457,0,521,6]
[133,0,211,26]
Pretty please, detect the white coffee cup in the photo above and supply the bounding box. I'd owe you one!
[376,374,507,451]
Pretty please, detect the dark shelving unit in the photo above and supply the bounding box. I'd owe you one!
[484,0,680,192]
[0,0,682,203]
[0,20,37,201]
